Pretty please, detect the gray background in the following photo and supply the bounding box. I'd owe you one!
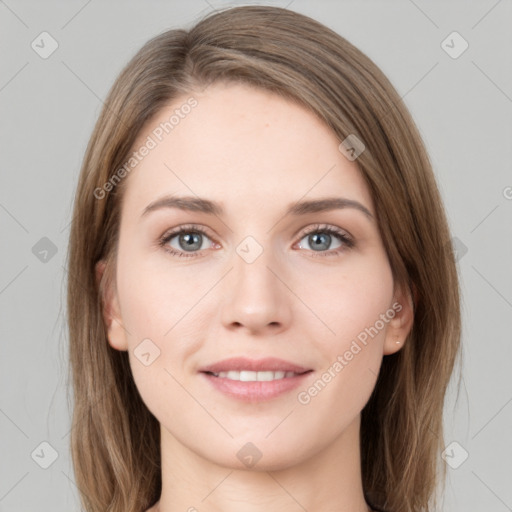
[1,1,511,511]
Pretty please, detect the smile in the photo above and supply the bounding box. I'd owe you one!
[206,370,304,381]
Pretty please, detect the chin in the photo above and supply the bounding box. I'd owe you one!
[197,437,315,473]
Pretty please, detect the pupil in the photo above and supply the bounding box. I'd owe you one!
[180,233,201,251]
[310,233,330,251]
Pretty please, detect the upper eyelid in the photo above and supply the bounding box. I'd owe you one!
[162,224,215,241]
[299,223,351,237]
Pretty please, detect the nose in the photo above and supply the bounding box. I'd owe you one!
[220,245,292,335]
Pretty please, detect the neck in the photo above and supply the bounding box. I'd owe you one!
[151,414,370,512]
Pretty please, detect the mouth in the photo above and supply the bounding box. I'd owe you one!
[199,357,314,402]
[202,369,312,381]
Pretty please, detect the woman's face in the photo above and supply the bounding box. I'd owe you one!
[98,81,412,470]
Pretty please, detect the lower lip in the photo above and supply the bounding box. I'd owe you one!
[200,372,312,402]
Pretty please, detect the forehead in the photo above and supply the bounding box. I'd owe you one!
[121,82,373,220]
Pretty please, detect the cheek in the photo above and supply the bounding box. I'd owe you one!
[303,258,393,410]
[116,240,196,339]
[117,271,202,368]
[115,249,207,406]
[304,254,394,348]
[118,275,197,423]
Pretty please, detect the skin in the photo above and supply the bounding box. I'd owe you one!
[96,82,413,512]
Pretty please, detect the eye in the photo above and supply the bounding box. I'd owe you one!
[158,224,217,258]
[295,224,354,257]
[158,223,354,259]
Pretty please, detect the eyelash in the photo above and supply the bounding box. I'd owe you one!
[158,223,354,259]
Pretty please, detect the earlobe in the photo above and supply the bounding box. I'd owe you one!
[383,284,415,355]
[95,259,128,352]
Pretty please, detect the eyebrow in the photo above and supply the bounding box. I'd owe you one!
[141,195,373,220]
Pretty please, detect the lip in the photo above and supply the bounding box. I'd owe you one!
[199,357,311,374]
[199,357,313,402]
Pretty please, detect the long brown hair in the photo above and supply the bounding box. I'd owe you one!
[66,6,461,512]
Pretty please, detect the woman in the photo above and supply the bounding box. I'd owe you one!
[66,5,461,512]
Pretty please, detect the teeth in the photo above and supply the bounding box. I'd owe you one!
[213,370,299,381]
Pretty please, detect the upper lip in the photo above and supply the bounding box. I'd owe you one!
[199,357,312,374]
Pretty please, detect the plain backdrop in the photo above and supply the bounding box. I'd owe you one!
[1,1,511,511]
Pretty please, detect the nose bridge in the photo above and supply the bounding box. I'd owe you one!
[219,233,290,332]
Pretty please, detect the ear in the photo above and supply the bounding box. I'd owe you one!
[383,282,415,355]
[95,259,128,351]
